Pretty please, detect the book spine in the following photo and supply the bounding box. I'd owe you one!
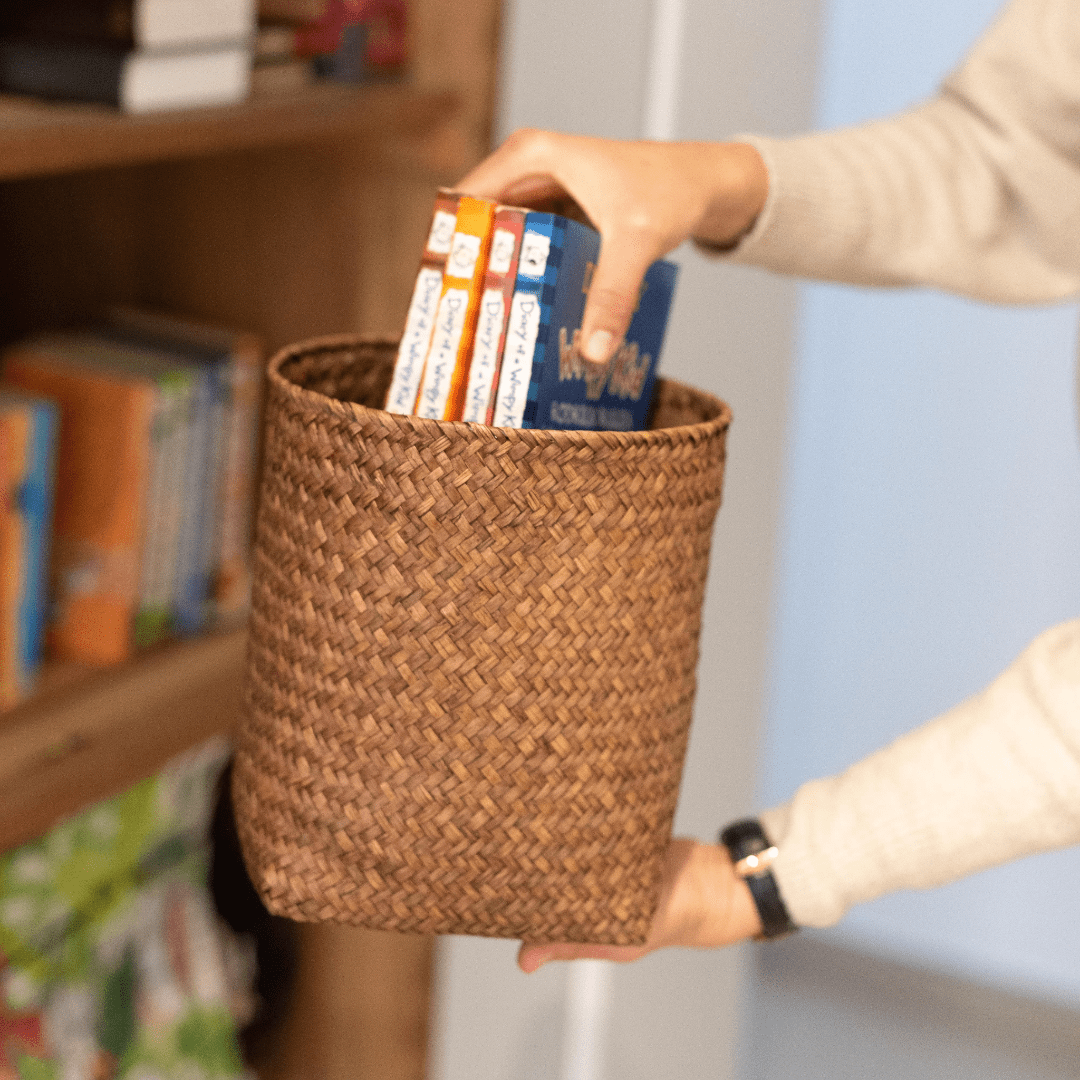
[199,362,229,625]
[174,369,213,636]
[414,196,497,422]
[134,382,170,648]
[492,214,559,429]
[0,39,126,108]
[214,334,261,625]
[385,190,460,415]
[0,408,29,708]
[461,206,525,425]
[17,400,58,693]
[4,355,156,665]
[157,376,191,635]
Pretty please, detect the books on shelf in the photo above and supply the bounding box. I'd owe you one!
[0,0,256,113]
[1,0,258,51]
[0,40,253,114]
[0,393,57,708]
[255,0,407,85]
[388,192,677,432]
[461,206,524,424]
[4,339,160,666]
[0,311,262,671]
[259,0,330,23]
[386,189,459,416]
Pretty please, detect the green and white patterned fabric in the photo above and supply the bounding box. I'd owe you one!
[0,738,251,1080]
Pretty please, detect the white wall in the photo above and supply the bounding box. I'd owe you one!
[429,1,824,1077]
[761,0,1080,1003]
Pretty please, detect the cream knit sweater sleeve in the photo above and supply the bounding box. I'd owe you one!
[717,0,1080,928]
[728,0,1080,302]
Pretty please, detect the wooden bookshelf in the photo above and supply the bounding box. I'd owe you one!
[0,83,459,182]
[0,631,247,853]
[0,0,502,1072]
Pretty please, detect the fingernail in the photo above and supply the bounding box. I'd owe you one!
[584,330,613,362]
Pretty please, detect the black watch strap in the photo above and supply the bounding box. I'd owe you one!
[719,818,798,940]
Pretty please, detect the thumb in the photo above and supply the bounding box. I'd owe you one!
[579,231,656,364]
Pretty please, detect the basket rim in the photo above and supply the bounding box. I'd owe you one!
[267,333,732,448]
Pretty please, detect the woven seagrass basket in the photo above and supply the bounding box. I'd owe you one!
[233,335,731,945]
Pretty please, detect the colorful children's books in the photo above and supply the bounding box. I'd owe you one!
[385,189,459,415]
[390,191,678,432]
[4,340,159,665]
[106,306,263,628]
[461,205,525,425]
[414,195,496,421]
[0,393,57,708]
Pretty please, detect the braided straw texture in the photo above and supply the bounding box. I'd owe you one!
[234,336,731,944]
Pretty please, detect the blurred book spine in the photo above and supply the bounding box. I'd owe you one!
[0,0,256,113]
[4,344,157,666]
[385,189,460,415]
[0,394,57,708]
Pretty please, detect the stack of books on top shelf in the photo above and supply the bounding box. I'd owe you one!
[253,0,407,96]
[0,0,257,114]
[0,308,263,706]
[386,190,678,432]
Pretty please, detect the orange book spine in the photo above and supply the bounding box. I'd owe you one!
[413,195,496,422]
[385,189,460,415]
[0,409,28,708]
[4,350,155,666]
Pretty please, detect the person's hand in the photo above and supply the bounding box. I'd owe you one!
[516,838,763,973]
[457,131,768,364]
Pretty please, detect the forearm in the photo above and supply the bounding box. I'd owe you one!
[761,619,1080,928]
[719,0,1080,304]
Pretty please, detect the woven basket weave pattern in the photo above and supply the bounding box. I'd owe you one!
[234,336,731,944]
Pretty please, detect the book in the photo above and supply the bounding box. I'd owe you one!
[385,189,460,415]
[1,0,257,51]
[107,306,263,628]
[10,333,204,651]
[492,213,677,431]
[460,205,525,425]
[544,257,676,432]
[0,38,252,114]
[3,342,158,665]
[82,328,222,640]
[414,195,496,421]
[0,394,57,709]
[491,212,560,429]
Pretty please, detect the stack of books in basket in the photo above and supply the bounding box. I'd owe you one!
[385,190,679,432]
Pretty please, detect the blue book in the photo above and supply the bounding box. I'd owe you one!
[0,392,58,706]
[491,212,562,428]
[492,211,677,431]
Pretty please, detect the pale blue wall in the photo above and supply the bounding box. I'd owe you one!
[761,0,1080,1001]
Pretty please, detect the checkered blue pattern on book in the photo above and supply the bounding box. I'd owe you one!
[521,220,565,428]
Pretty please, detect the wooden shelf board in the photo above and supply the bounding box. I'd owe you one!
[0,629,247,853]
[0,82,458,181]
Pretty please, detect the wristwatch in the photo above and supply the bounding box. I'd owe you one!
[719,819,798,940]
